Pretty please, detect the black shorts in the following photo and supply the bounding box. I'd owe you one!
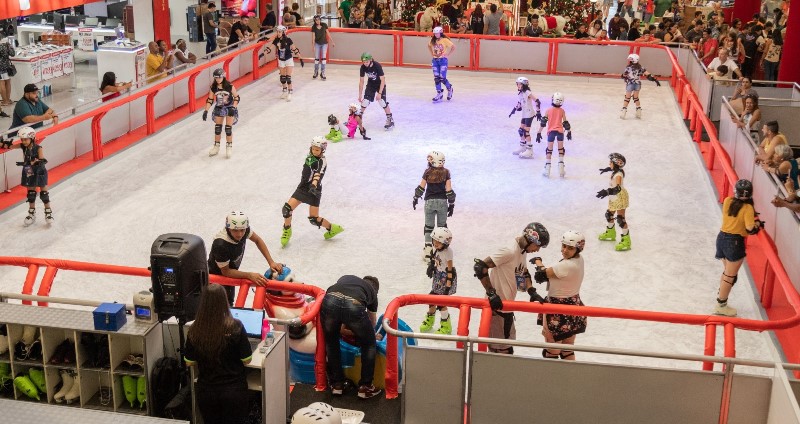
[715,232,746,262]
[363,86,388,104]
[520,117,534,127]
[547,130,564,142]
[292,188,321,207]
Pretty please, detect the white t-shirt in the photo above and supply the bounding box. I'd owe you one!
[518,89,535,119]
[547,256,584,298]
[488,239,528,305]
[707,57,739,78]
[609,171,624,201]
[433,246,453,273]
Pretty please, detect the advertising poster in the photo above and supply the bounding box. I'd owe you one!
[30,57,41,83]
[40,52,53,81]
[52,49,64,78]
[135,48,146,83]
[61,48,74,75]
[78,28,94,51]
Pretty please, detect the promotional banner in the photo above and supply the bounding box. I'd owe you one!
[52,49,63,78]
[40,52,53,81]
[135,48,146,83]
[61,48,74,75]
[78,28,94,51]
[30,57,41,83]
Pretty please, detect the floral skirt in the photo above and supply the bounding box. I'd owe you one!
[537,294,587,342]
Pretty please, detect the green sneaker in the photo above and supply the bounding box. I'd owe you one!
[280,227,292,247]
[420,314,435,332]
[137,376,147,409]
[598,226,616,241]
[615,234,631,251]
[122,375,137,407]
[324,224,344,240]
[435,319,452,335]
[28,368,46,394]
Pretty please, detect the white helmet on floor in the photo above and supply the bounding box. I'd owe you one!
[18,126,36,140]
[627,53,640,63]
[516,76,529,85]
[276,25,287,33]
[292,407,341,424]
[561,231,586,251]
[427,151,445,168]
[431,227,453,246]
[311,136,328,152]
[308,402,342,423]
[552,92,564,106]
[433,26,444,34]
[225,211,249,230]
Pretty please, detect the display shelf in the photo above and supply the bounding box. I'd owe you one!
[84,390,114,412]
[113,368,145,377]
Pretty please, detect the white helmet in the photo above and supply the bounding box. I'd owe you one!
[226,211,249,230]
[18,126,36,140]
[307,403,342,424]
[561,231,586,251]
[311,136,328,152]
[276,25,287,33]
[433,26,444,34]
[427,151,445,168]
[292,407,341,424]
[552,92,564,106]
[516,76,529,85]
[431,227,453,246]
[349,102,360,110]
[627,53,640,63]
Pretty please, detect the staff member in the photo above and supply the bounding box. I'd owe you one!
[321,275,382,399]
[204,3,219,53]
[184,284,252,424]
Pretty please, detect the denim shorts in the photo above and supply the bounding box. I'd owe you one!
[715,232,746,262]
[626,82,642,92]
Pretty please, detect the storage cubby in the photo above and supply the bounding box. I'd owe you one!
[77,332,110,371]
[42,328,77,368]
[0,324,10,361]
[113,373,147,415]
[82,369,113,411]
[11,365,47,403]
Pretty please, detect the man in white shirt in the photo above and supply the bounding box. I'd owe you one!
[707,47,741,79]
[473,222,550,354]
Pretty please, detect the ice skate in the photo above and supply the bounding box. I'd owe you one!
[44,208,53,224]
[542,163,551,177]
[384,116,394,130]
[714,302,737,317]
[620,107,627,119]
[28,368,46,394]
[598,226,616,241]
[422,244,433,262]
[320,71,326,81]
[512,145,527,155]
[280,227,292,247]
[225,142,232,158]
[280,89,287,99]
[519,148,534,159]
[137,376,147,409]
[123,375,137,407]
[24,209,35,226]
[447,85,454,101]
[286,91,292,102]
[208,142,220,156]
[324,223,344,240]
[64,374,80,404]
[360,127,371,140]
[558,161,565,178]
[615,234,631,251]
[54,371,74,403]
[313,69,319,79]
[435,318,452,335]
[635,107,642,119]
[432,91,443,102]
[420,314,435,332]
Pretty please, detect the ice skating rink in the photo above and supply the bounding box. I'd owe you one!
[0,65,782,373]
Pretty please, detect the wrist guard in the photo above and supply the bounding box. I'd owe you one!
[473,258,489,279]
[562,120,571,131]
[533,268,548,284]
[446,190,456,204]
[415,185,425,198]
[540,116,548,128]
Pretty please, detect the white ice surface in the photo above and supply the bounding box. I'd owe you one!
[0,65,782,374]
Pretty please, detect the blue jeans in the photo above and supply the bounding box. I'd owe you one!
[763,61,779,81]
[431,57,452,92]
[321,295,377,386]
[205,33,217,54]
[424,198,448,244]
[314,43,328,73]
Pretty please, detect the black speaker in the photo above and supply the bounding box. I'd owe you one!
[150,233,208,321]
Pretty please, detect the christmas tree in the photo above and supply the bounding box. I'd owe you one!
[401,0,437,22]
[542,0,590,32]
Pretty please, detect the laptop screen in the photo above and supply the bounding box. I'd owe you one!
[230,307,265,339]
[85,17,99,27]
[105,18,120,27]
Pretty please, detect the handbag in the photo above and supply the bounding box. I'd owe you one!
[7,63,16,77]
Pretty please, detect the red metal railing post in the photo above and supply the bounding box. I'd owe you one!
[145,92,158,135]
[703,324,717,371]
[314,313,328,392]
[551,41,560,74]
[252,46,261,80]
[35,266,59,306]
[761,252,775,309]
[477,307,492,352]
[188,71,200,113]
[21,264,40,306]
[384,314,400,398]
[456,304,471,349]
[91,112,106,161]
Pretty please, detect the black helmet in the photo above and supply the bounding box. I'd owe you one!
[213,68,225,78]
[523,222,549,248]
[735,179,753,199]
[609,152,626,168]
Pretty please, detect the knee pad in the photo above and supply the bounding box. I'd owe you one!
[558,147,565,155]
[314,59,320,64]
[26,190,36,203]
[282,203,293,218]
[434,76,442,84]
[308,216,321,228]
[633,97,640,102]
[518,127,526,137]
[437,306,447,311]
[378,98,388,108]
[722,273,738,286]
[360,98,371,108]
[321,59,327,65]
[605,210,615,222]
[616,215,627,228]
[39,191,50,204]
[623,95,631,101]
[286,76,292,85]
[279,75,287,84]
[214,124,223,135]
[545,148,553,155]
[225,125,232,136]
[424,224,434,235]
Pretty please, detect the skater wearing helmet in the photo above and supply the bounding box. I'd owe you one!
[413,151,456,261]
[714,179,763,316]
[532,231,587,360]
[429,26,455,103]
[420,227,457,335]
[1,127,53,226]
[597,153,631,251]
[327,103,370,142]
[358,52,394,130]
[620,53,660,119]
[311,15,335,80]
[473,222,549,354]
[273,26,300,101]
[280,137,344,247]
[207,211,283,306]
[511,76,541,159]
[202,68,239,158]
[536,92,571,178]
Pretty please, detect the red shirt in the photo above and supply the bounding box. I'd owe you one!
[702,38,719,67]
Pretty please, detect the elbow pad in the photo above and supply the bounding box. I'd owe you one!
[414,185,425,198]
[233,95,241,102]
[540,116,548,128]
[447,267,457,284]
[607,185,622,195]
[446,190,456,203]
[562,120,571,131]
[473,259,489,279]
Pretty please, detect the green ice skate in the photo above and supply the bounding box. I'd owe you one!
[598,227,616,241]
[28,368,46,394]
[615,234,631,251]
[324,224,344,240]
[420,314,435,332]
[326,128,343,143]
[435,319,452,335]
[122,375,137,407]
[137,376,147,409]
[280,227,292,247]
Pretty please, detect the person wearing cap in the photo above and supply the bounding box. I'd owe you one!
[10,84,57,130]
[310,15,335,80]
[204,3,219,54]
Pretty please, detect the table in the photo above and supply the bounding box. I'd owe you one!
[96,43,148,86]
[10,45,75,99]
[16,24,118,47]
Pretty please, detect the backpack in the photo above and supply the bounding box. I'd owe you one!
[150,357,183,418]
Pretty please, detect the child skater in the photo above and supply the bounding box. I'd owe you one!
[202,68,239,158]
[420,227,457,334]
[511,76,541,159]
[620,53,661,119]
[536,92,571,178]
[1,127,54,226]
[280,136,344,247]
[596,153,631,251]
[273,25,301,101]
[412,151,455,261]
[429,26,455,102]
[326,103,371,142]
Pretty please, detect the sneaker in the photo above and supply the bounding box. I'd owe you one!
[542,163,551,177]
[558,161,565,178]
[447,85,454,100]
[324,223,344,240]
[313,70,319,79]
[384,116,394,130]
[620,107,627,119]
[280,227,292,247]
[331,382,344,396]
[24,209,35,226]
[519,148,534,159]
[435,318,452,335]
[615,234,631,251]
[44,208,53,224]
[512,145,527,155]
[321,72,327,81]
[286,91,292,102]
[432,91,443,102]
[635,107,642,119]
[714,302,737,317]
[420,314,435,332]
[358,384,382,399]
[280,89,287,99]
[598,226,616,241]
[225,142,232,158]
[209,143,220,156]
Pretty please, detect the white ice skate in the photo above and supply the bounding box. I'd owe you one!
[54,371,74,403]
[432,91,443,102]
[635,107,642,119]
[542,163,551,177]
[518,148,534,159]
[558,162,565,177]
[280,90,287,99]
[422,244,433,263]
[286,92,292,102]
[209,143,220,156]
[620,107,627,119]
[225,143,232,158]
[447,85,454,101]
[24,209,35,226]
[44,208,54,224]
[65,374,80,404]
[512,145,527,155]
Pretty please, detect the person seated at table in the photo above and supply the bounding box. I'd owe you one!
[99,72,132,102]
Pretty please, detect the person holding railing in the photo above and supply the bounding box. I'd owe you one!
[761,145,798,195]
[713,179,763,317]
[754,121,787,165]
[730,94,761,138]
[172,39,197,68]
[473,222,550,355]
[227,15,253,47]
[9,84,58,131]
[531,231,587,360]
[99,72,132,102]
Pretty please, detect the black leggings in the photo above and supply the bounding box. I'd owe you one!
[197,383,249,424]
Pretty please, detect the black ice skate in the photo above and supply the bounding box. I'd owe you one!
[360,127,371,140]
[313,70,319,79]
[321,71,327,81]
[384,116,394,130]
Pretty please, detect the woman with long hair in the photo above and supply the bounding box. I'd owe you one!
[731,94,761,139]
[760,28,782,81]
[0,33,15,116]
[469,4,484,36]
[99,72,132,102]
[201,68,239,158]
[413,151,455,261]
[184,284,252,424]
[428,26,455,102]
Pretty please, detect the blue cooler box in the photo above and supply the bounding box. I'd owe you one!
[93,303,127,331]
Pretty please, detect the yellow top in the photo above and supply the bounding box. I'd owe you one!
[430,37,454,58]
[146,53,167,81]
[720,197,755,237]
